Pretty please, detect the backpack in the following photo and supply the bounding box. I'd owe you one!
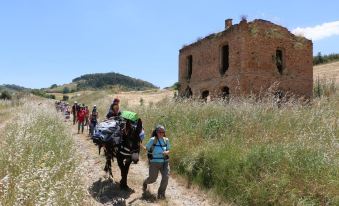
[147,136,169,160]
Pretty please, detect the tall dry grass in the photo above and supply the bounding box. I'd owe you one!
[66,83,338,205]
[132,92,338,205]
[0,101,86,205]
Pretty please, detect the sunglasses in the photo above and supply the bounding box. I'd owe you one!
[157,131,165,134]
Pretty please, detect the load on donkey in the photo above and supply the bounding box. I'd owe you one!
[91,111,143,190]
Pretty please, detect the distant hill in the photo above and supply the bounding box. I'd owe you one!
[72,72,158,91]
[46,72,158,93]
[0,84,30,92]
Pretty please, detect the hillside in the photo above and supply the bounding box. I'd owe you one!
[73,72,158,90]
[46,72,158,93]
[314,61,339,84]
[0,84,30,93]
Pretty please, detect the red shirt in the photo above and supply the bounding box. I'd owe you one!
[77,110,85,122]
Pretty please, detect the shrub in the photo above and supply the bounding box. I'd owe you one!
[63,95,69,101]
[0,91,12,100]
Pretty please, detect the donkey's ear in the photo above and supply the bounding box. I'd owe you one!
[136,119,143,134]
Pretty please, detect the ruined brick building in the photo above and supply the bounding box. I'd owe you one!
[178,19,313,100]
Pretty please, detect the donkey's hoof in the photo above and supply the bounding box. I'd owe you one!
[120,184,132,191]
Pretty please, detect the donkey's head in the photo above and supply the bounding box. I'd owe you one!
[123,118,143,163]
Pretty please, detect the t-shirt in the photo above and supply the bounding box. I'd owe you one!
[77,110,85,122]
[146,137,170,163]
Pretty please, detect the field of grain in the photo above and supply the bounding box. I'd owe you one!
[314,61,339,84]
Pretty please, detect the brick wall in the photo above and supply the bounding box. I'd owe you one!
[179,19,313,99]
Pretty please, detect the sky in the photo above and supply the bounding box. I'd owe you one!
[0,0,338,89]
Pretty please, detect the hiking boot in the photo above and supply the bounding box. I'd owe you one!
[142,182,147,192]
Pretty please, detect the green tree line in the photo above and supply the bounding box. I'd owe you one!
[313,52,339,65]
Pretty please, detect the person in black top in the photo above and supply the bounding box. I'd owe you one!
[89,105,99,136]
[71,101,80,125]
[106,98,121,119]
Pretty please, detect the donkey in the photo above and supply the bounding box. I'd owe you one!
[102,118,143,190]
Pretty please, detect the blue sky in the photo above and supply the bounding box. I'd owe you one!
[0,0,338,89]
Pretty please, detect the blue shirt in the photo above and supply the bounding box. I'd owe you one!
[146,137,170,163]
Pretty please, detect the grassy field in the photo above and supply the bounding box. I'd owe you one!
[314,61,339,84]
[61,75,339,205]
[0,99,86,205]
[67,85,338,205]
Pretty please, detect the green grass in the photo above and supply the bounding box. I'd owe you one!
[132,93,339,205]
[61,83,339,205]
[0,101,86,205]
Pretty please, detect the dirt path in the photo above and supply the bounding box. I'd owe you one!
[69,120,223,206]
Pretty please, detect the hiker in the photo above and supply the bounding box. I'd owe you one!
[71,101,79,125]
[143,125,170,199]
[84,105,90,129]
[106,98,121,119]
[64,103,71,121]
[77,104,86,134]
[89,105,99,136]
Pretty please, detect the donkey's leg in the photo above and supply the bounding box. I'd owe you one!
[104,155,113,178]
[117,157,129,189]
[124,161,132,187]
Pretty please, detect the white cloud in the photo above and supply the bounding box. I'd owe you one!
[292,21,339,41]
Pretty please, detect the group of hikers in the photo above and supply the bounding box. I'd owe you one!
[55,98,171,199]
[55,101,71,120]
[70,101,99,135]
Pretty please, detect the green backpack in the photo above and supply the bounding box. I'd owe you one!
[121,110,139,122]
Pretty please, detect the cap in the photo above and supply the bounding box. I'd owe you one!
[156,125,166,133]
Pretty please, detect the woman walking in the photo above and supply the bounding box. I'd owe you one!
[143,125,170,199]
[77,105,86,134]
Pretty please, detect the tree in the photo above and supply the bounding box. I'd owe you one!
[63,87,70,94]
[173,82,181,90]
[50,84,58,89]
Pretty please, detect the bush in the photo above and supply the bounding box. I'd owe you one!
[63,95,69,101]
[313,77,336,98]
[0,91,12,100]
